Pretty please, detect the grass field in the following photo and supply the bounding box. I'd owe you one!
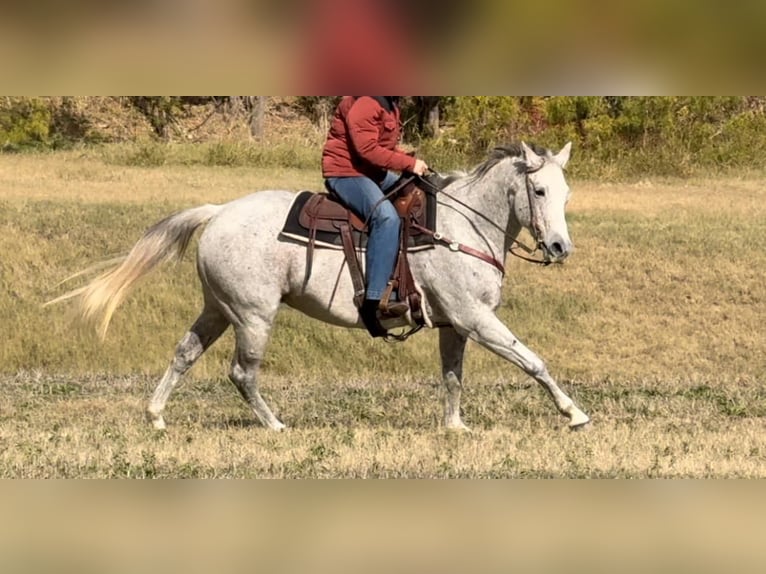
[1,149,765,477]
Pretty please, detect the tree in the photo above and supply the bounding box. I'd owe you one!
[294,96,340,133]
[414,96,441,136]
[245,96,268,140]
[126,97,187,140]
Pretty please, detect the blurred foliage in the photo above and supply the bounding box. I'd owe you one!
[3,96,766,178]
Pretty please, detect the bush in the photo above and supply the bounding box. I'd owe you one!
[49,97,99,148]
[294,97,341,129]
[125,97,188,140]
[99,141,169,167]
[428,96,766,178]
[4,96,766,179]
[203,142,319,169]
[446,96,523,158]
[0,97,51,151]
[99,141,321,170]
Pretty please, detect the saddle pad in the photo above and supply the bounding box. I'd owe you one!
[279,190,437,252]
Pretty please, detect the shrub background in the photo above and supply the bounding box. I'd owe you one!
[4,96,766,178]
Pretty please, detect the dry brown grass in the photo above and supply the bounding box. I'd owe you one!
[1,151,765,477]
[0,148,323,204]
[1,373,763,478]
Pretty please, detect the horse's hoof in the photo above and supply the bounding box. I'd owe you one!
[569,420,591,432]
[445,421,472,432]
[567,409,591,431]
[147,412,167,431]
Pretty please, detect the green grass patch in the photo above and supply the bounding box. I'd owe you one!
[98,141,321,170]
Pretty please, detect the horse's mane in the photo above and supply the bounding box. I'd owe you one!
[469,142,549,182]
[439,171,468,186]
[431,143,550,191]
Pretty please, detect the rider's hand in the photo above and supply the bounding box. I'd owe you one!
[412,159,429,176]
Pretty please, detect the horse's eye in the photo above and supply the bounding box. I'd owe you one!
[535,188,546,198]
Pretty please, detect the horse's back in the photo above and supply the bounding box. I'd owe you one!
[196,190,300,292]
[200,189,295,243]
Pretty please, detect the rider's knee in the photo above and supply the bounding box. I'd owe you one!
[372,201,399,227]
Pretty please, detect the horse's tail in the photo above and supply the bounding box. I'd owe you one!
[48,203,223,339]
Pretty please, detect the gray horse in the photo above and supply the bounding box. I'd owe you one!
[55,141,590,432]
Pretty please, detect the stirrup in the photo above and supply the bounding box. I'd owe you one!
[379,280,404,317]
[379,301,409,319]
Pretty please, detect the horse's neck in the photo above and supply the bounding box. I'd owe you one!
[442,160,523,254]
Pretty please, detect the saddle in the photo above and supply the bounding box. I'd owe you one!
[280,174,441,335]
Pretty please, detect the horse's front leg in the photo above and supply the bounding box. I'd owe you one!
[458,311,590,429]
[439,326,470,431]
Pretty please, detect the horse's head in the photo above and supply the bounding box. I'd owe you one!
[515,141,573,263]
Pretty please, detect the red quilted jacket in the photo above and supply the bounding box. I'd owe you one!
[322,96,417,183]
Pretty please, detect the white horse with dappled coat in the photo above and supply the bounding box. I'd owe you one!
[53,142,590,432]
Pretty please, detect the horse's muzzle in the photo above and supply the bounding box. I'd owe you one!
[543,234,573,263]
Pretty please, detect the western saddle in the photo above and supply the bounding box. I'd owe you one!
[280,173,440,337]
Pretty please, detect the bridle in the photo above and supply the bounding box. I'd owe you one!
[415,167,554,269]
[515,164,554,266]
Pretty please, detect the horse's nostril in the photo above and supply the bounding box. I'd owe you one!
[551,242,563,256]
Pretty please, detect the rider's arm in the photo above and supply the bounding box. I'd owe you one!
[346,97,417,173]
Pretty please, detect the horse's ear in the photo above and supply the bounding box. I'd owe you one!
[554,142,572,169]
[521,141,545,172]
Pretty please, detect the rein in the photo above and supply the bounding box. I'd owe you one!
[352,168,553,274]
[509,240,552,266]
[410,222,506,274]
[416,170,552,269]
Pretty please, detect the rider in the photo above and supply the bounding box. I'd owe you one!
[322,96,429,328]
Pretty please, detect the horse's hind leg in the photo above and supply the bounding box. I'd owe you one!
[147,306,229,430]
[439,327,471,431]
[229,316,285,431]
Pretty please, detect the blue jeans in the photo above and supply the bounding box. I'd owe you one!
[325,172,400,300]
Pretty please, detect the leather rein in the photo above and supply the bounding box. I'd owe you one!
[414,169,552,272]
